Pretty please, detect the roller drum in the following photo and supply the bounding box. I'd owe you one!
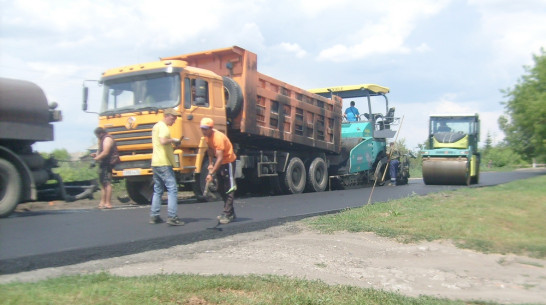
[422,157,469,185]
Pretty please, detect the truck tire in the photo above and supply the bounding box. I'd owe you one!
[306,157,328,192]
[281,157,306,194]
[222,76,243,119]
[0,158,22,218]
[373,160,386,186]
[126,178,153,205]
[191,158,220,202]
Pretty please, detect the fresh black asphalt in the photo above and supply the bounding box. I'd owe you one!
[1,169,544,274]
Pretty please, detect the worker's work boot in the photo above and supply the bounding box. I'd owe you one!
[149,215,164,224]
[167,216,185,226]
[217,213,236,224]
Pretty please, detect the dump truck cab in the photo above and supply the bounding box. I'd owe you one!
[83,60,229,204]
[422,114,481,185]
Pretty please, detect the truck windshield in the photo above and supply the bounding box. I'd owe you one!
[100,73,180,114]
[431,117,476,134]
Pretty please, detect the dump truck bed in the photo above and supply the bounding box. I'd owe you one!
[162,46,342,154]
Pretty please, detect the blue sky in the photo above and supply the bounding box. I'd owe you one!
[1,0,545,153]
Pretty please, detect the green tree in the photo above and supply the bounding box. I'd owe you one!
[50,148,71,161]
[482,132,493,155]
[481,143,526,168]
[40,149,97,182]
[499,48,546,162]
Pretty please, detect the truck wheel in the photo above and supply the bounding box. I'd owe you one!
[281,157,306,194]
[373,160,386,186]
[192,158,220,202]
[306,157,328,192]
[126,178,153,205]
[0,158,22,218]
[222,76,243,119]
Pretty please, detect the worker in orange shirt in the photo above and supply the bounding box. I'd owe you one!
[200,117,237,224]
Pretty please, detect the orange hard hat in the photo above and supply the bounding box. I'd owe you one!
[200,117,214,129]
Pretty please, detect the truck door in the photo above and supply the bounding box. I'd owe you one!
[181,76,227,148]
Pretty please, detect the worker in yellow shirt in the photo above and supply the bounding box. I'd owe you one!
[149,108,184,226]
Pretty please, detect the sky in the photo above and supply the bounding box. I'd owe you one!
[1,0,545,153]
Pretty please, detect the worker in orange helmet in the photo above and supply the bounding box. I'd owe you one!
[200,117,238,224]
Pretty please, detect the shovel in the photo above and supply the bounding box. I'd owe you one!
[203,178,223,230]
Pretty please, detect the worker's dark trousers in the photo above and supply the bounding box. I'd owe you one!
[389,159,400,184]
[217,161,236,216]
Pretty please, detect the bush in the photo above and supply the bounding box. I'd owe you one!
[41,149,98,182]
[481,145,527,168]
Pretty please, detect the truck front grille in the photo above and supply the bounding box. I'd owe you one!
[114,160,151,171]
[106,123,154,149]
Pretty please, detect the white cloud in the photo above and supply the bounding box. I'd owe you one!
[316,0,450,62]
[415,43,431,53]
[298,0,351,17]
[277,42,307,58]
[233,23,266,51]
[469,0,546,71]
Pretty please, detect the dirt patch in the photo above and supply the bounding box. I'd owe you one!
[5,200,546,304]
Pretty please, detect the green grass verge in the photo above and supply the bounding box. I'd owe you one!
[0,273,502,305]
[307,175,546,258]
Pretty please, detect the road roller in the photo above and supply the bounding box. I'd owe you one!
[422,114,480,185]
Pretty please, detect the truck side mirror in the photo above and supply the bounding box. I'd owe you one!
[82,86,89,111]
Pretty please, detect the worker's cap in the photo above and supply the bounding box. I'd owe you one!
[163,108,181,117]
[200,117,214,129]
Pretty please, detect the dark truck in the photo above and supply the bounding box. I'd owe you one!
[0,77,96,217]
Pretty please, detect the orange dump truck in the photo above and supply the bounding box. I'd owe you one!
[83,46,343,203]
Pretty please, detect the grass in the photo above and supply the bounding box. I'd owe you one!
[307,175,546,258]
[2,175,545,305]
[1,273,501,305]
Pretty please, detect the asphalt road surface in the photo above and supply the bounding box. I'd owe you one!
[1,169,544,275]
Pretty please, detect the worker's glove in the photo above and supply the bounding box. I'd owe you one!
[205,172,215,183]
